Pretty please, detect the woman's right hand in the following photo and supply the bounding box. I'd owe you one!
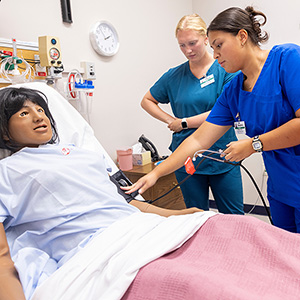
[122,171,158,195]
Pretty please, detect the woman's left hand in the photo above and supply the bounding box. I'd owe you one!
[222,139,255,162]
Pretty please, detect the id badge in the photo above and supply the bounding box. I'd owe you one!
[200,74,215,88]
[234,121,246,134]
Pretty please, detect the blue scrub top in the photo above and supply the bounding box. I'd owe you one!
[207,44,300,204]
[150,60,239,175]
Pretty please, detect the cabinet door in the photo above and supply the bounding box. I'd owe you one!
[152,174,186,209]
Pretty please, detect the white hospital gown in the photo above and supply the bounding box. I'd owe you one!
[0,144,139,299]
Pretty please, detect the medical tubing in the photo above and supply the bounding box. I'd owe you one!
[199,149,271,219]
[146,153,214,205]
[247,168,266,215]
[239,163,273,225]
[0,56,34,83]
[67,69,83,99]
[145,151,273,225]
[221,159,273,225]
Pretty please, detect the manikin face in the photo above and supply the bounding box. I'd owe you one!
[177,29,208,62]
[208,30,244,73]
[7,100,52,149]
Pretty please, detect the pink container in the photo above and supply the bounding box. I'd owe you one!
[116,148,133,171]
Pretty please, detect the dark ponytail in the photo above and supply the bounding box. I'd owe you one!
[207,6,269,45]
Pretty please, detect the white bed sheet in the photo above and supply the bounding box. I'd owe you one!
[31,210,216,300]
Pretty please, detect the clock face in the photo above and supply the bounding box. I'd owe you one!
[90,21,119,56]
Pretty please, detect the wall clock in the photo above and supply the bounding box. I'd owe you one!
[89,21,120,56]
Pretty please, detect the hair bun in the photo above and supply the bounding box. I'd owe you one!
[207,6,269,45]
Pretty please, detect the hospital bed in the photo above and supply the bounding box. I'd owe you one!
[2,82,300,300]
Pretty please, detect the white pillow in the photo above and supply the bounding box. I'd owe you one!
[0,82,118,173]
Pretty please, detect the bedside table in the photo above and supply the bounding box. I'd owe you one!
[123,163,186,210]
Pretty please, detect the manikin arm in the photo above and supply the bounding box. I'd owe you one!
[0,223,26,300]
[130,200,202,217]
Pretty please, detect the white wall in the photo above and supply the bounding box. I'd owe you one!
[193,0,300,47]
[0,0,191,159]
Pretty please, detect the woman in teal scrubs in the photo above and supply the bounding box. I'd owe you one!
[126,7,300,233]
[141,14,244,214]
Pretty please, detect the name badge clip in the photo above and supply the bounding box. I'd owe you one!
[234,112,246,134]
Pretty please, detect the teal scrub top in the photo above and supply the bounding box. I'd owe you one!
[150,60,239,175]
[207,44,300,204]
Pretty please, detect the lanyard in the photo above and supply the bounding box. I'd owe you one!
[234,112,246,134]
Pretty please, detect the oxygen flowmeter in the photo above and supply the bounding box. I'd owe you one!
[38,36,62,67]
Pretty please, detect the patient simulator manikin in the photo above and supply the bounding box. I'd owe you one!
[0,87,200,300]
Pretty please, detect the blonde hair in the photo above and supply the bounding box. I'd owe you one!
[175,14,207,37]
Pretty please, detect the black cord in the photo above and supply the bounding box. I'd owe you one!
[218,159,273,225]
[239,163,273,224]
[147,153,214,205]
[147,152,273,225]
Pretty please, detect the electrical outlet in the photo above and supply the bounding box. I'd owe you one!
[80,61,96,80]
[35,64,47,77]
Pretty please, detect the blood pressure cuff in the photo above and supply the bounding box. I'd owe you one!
[109,170,138,203]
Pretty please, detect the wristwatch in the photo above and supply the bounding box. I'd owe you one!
[252,135,263,152]
[181,118,188,129]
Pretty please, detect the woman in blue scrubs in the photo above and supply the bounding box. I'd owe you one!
[126,7,300,233]
[141,14,244,214]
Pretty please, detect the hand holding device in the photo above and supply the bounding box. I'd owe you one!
[122,171,159,195]
[223,139,256,162]
[109,170,138,202]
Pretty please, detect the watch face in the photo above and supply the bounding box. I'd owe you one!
[90,21,119,56]
[182,121,188,129]
[253,141,262,151]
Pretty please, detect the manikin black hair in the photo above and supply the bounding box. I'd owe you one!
[0,87,59,152]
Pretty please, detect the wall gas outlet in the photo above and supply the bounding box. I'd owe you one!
[80,61,96,80]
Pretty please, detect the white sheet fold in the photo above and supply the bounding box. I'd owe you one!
[32,210,216,300]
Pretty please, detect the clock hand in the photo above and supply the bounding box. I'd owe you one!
[99,27,109,39]
[104,35,111,40]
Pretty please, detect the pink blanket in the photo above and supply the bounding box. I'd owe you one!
[122,214,300,300]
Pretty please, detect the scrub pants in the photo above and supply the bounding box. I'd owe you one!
[268,196,300,233]
[175,166,244,215]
